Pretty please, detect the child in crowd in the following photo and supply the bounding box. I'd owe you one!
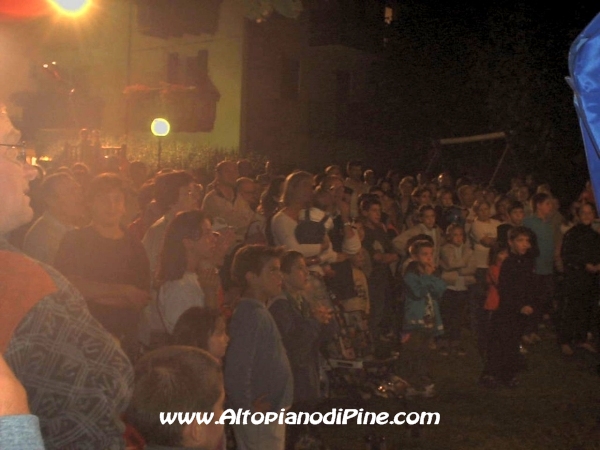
[400,240,446,398]
[484,244,509,313]
[269,251,332,405]
[224,245,293,450]
[125,346,225,450]
[480,227,534,388]
[360,196,399,341]
[269,251,332,450]
[482,243,510,357]
[344,248,371,315]
[438,224,476,356]
[172,307,230,362]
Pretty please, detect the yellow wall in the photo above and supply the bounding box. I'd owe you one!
[5,0,245,150]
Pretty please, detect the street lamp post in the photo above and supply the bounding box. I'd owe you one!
[151,118,170,169]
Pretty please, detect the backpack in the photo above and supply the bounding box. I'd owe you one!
[295,209,329,245]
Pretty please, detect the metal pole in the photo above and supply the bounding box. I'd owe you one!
[157,138,162,170]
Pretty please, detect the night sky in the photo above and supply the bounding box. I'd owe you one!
[375,2,600,201]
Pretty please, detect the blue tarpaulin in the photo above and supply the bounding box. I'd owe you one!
[568,12,600,211]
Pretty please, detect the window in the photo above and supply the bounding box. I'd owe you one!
[384,6,393,25]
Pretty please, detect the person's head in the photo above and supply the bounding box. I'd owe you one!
[531,192,552,218]
[363,169,375,186]
[353,219,365,241]
[418,204,436,229]
[280,250,309,293]
[128,160,148,188]
[437,171,454,189]
[360,196,382,225]
[494,195,510,217]
[157,210,216,284]
[378,178,392,193]
[516,185,530,202]
[40,172,84,225]
[508,226,532,255]
[231,245,284,300]
[154,170,197,215]
[346,160,363,181]
[473,200,492,222]
[71,162,91,187]
[125,346,224,450]
[507,200,525,225]
[411,186,432,206]
[215,160,239,188]
[324,165,342,178]
[457,184,475,208]
[236,177,259,211]
[281,171,313,208]
[259,175,285,216]
[86,173,127,228]
[446,223,465,247]
[408,239,434,269]
[577,201,597,226]
[320,175,345,205]
[437,187,454,207]
[0,145,38,235]
[483,188,497,205]
[488,242,509,266]
[312,186,332,211]
[399,176,415,197]
[172,307,229,361]
[236,159,253,178]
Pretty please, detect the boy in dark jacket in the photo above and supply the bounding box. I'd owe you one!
[480,226,535,388]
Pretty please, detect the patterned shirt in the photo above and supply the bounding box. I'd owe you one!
[1,238,133,450]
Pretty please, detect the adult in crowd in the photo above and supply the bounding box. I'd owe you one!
[468,199,501,355]
[202,160,255,242]
[22,172,84,265]
[142,170,200,276]
[55,173,152,355]
[344,160,369,219]
[523,192,556,341]
[558,202,600,355]
[0,124,133,449]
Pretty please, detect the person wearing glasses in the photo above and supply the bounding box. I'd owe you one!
[1,110,133,449]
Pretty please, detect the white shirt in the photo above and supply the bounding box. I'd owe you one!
[158,271,205,333]
[470,218,501,268]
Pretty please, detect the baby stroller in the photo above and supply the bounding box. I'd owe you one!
[321,299,406,402]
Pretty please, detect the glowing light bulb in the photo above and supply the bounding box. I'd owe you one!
[151,118,170,137]
[48,0,92,17]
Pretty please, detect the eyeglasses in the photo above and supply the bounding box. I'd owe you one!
[0,145,26,165]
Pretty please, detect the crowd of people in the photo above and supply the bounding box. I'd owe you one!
[1,122,600,450]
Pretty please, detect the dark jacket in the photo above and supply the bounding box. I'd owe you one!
[269,293,323,403]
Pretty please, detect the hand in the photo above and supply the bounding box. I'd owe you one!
[197,268,221,290]
[585,263,597,273]
[312,305,334,324]
[252,395,271,413]
[520,305,533,315]
[124,285,152,309]
[0,355,29,416]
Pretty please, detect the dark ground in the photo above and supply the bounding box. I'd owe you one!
[312,326,600,450]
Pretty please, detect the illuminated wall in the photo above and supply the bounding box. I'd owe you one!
[8,0,245,150]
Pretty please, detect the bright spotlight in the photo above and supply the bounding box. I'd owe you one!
[47,0,92,17]
[151,118,170,137]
